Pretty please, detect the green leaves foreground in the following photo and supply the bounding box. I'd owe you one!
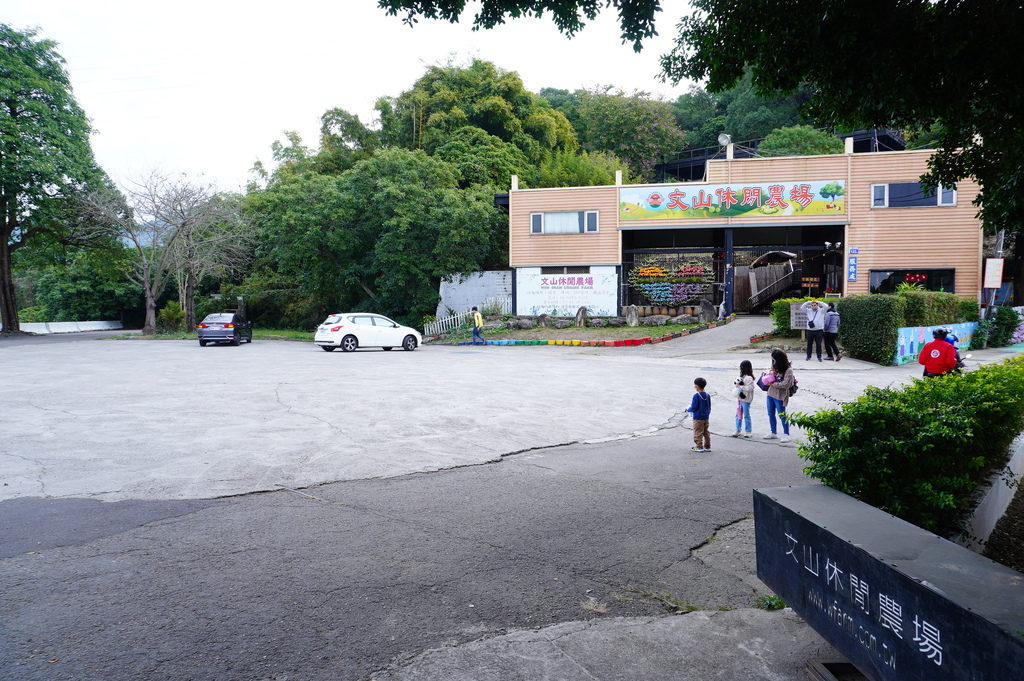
[789,357,1024,537]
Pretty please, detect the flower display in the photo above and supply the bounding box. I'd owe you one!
[630,257,714,306]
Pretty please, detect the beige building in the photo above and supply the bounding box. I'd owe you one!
[507,145,982,316]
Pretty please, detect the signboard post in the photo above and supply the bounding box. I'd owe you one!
[755,485,1024,681]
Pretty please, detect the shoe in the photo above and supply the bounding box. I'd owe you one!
[763,433,778,440]
[818,358,823,362]
[704,446,711,451]
[836,354,842,362]
[805,357,811,361]
[825,356,834,361]
[690,446,705,452]
[780,435,790,443]
[731,431,741,437]
[743,432,752,438]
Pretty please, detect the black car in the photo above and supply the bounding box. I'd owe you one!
[197,313,252,346]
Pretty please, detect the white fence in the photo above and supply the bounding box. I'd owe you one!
[0,321,123,334]
[424,297,512,337]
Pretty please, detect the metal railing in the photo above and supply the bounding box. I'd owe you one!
[424,297,512,337]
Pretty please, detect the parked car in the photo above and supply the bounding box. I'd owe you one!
[197,313,252,346]
[314,313,421,352]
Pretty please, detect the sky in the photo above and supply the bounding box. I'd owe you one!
[5,0,697,194]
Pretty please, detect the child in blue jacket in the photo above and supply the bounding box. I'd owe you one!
[685,377,712,451]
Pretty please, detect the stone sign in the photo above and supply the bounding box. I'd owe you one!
[754,485,1024,681]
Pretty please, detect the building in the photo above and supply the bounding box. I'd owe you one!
[507,143,982,316]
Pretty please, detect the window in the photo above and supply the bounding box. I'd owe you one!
[869,269,955,294]
[540,266,591,275]
[530,211,599,234]
[871,182,956,208]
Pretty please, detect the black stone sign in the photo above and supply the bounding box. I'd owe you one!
[755,485,1024,681]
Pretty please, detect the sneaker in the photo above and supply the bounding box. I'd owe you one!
[731,431,741,437]
[704,446,711,451]
[763,433,778,440]
[825,356,834,361]
[743,432,752,438]
[818,357,823,362]
[780,435,790,443]
[836,354,842,362]
[690,446,705,452]
[805,357,811,361]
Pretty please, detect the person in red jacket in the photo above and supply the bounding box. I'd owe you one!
[918,328,958,377]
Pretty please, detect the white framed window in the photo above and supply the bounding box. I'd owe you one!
[530,211,599,234]
[871,182,956,208]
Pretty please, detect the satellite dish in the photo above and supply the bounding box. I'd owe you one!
[718,133,732,146]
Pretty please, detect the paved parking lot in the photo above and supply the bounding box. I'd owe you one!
[2,318,948,503]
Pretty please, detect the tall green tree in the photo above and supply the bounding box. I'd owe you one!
[1,24,108,333]
[375,59,577,162]
[247,149,507,327]
[546,87,685,181]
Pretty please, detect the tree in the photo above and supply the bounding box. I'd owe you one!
[246,149,508,327]
[819,181,844,203]
[757,125,843,158]
[432,126,531,189]
[1,24,107,333]
[527,149,639,188]
[379,1,1024,229]
[375,59,577,162]
[170,191,255,329]
[32,250,141,322]
[80,171,242,335]
[547,87,685,181]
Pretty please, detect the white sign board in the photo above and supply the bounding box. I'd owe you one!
[515,267,619,316]
[984,258,1004,290]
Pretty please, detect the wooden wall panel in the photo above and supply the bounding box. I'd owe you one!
[508,185,620,266]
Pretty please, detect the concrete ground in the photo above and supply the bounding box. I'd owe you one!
[2,318,1016,680]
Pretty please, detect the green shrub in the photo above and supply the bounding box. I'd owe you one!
[959,298,980,323]
[897,290,964,327]
[970,319,992,350]
[790,356,1024,536]
[834,295,905,364]
[18,306,48,323]
[989,306,1021,347]
[156,300,185,332]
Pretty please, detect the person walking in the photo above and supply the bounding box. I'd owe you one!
[763,349,795,442]
[800,299,827,361]
[471,306,485,345]
[823,302,841,361]
[733,360,755,438]
[685,377,712,451]
[919,327,958,377]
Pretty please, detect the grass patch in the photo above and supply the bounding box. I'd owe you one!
[753,594,786,611]
[103,328,312,342]
[433,322,708,344]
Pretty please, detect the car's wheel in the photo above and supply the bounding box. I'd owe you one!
[246,335,253,344]
[382,347,393,351]
[341,335,358,352]
[402,335,418,351]
[231,333,241,346]
[199,339,207,347]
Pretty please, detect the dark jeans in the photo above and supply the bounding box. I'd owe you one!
[823,331,840,358]
[805,329,823,359]
[472,326,485,344]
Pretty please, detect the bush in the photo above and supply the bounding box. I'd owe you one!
[989,306,1021,347]
[834,295,906,364]
[897,290,964,327]
[156,301,185,332]
[959,298,980,323]
[970,319,992,350]
[18,306,48,323]
[790,356,1024,536]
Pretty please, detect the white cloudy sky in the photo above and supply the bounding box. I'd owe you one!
[5,0,696,193]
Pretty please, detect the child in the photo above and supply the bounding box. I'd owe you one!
[685,377,712,451]
[733,360,755,437]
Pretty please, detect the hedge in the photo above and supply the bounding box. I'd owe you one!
[789,356,1024,537]
[835,295,906,365]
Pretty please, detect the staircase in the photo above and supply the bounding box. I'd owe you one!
[748,265,800,312]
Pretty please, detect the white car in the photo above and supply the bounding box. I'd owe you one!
[314,313,421,352]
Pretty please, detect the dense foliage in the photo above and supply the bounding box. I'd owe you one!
[790,357,1024,536]
[988,306,1022,348]
[1,24,109,332]
[757,125,843,157]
